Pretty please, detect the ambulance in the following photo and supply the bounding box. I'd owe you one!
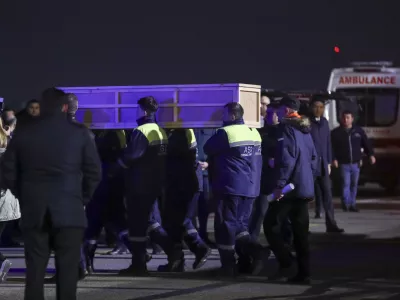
[326,61,400,193]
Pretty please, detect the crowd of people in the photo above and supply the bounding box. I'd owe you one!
[0,88,375,300]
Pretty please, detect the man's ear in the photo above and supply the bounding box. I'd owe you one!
[61,104,69,113]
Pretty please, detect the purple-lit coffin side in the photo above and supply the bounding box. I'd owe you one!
[58,83,261,129]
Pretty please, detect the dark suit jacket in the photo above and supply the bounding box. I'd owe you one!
[1,112,101,229]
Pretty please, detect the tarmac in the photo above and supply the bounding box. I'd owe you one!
[1,204,400,300]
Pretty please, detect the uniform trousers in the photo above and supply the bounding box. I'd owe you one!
[126,193,174,267]
[214,194,261,268]
[163,189,207,254]
[264,198,310,277]
[314,174,338,228]
[23,212,83,300]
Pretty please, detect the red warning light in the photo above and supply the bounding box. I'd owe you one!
[334,46,340,53]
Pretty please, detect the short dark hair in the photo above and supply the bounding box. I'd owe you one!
[137,96,158,114]
[224,102,244,119]
[311,95,326,105]
[341,110,354,117]
[66,93,78,114]
[26,99,39,108]
[41,87,67,113]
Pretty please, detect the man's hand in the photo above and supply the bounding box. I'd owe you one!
[273,188,284,201]
[328,164,331,175]
[369,156,376,165]
[199,161,208,170]
[332,160,339,168]
[268,158,275,168]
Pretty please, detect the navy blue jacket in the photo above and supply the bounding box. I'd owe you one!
[259,124,280,195]
[275,116,317,199]
[166,129,203,193]
[194,129,216,176]
[117,116,168,195]
[204,119,255,197]
[309,116,332,177]
[331,125,374,164]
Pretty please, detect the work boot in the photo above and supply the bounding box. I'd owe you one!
[287,273,311,285]
[157,248,185,272]
[193,247,211,270]
[84,242,97,274]
[251,247,271,276]
[216,266,238,279]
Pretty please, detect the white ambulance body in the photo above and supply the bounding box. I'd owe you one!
[326,61,400,191]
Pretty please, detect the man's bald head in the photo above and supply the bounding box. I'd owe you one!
[66,93,78,115]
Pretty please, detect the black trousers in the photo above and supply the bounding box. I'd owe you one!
[0,221,6,261]
[23,216,84,300]
[314,175,337,228]
[264,198,310,277]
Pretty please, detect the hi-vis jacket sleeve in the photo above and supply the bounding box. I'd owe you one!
[275,127,297,189]
[203,129,230,157]
[117,129,149,169]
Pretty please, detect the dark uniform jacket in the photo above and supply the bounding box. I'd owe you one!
[117,116,168,195]
[166,129,202,193]
[194,129,216,176]
[275,115,317,199]
[331,125,374,164]
[0,112,102,229]
[203,119,256,197]
[259,124,280,195]
[310,116,332,177]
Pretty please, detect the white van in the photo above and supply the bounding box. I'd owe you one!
[326,61,400,192]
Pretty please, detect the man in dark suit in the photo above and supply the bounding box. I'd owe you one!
[309,97,344,233]
[1,88,101,300]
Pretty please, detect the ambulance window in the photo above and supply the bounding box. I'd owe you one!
[336,88,399,127]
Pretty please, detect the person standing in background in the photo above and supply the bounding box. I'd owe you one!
[0,118,20,283]
[25,100,40,118]
[309,97,344,233]
[1,88,101,300]
[331,110,375,212]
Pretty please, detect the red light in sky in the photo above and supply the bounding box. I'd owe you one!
[334,46,340,53]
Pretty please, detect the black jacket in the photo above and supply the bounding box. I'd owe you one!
[259,124,280,195]
[331,125,374,164]
[0,112,101,229]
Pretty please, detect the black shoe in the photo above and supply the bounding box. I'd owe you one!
[314,213,321,219]
[79,267,89,280]
[326,226,345,233]
[342,207,348,212]
[193,247,211,270]
[237,260,252,274]
[45,275,57,284]
[349,206,359,212]
[118,265,149,277]
[287,274,311,284]
[0,259,12,283]
[251,247,271,276]
[157,258,185,272]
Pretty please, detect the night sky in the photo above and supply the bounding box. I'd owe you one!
[1,0,399,109]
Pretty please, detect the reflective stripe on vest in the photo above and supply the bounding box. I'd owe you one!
[219,124,254,148]
[115,130,127,149]
[249,128,262,145]
[136,123,168,146]
[185,129,197,149]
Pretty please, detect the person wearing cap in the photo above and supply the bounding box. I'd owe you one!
[309,96,344,232]
[263,96,317,284]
